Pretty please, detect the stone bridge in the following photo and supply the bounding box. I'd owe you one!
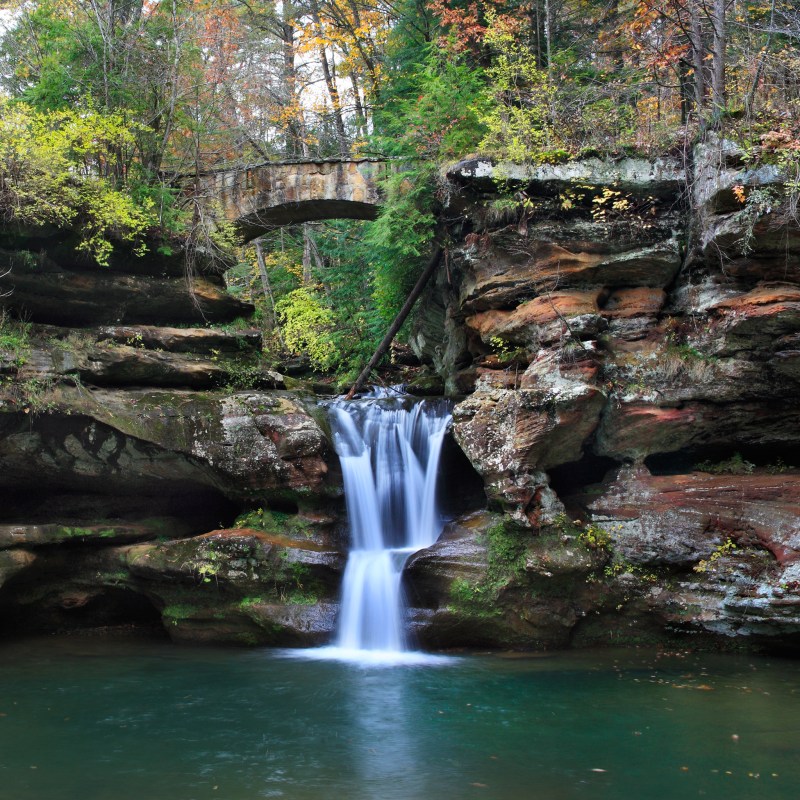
[198,158,392,241]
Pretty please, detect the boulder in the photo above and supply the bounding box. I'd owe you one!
[0,387,334,504]
[588,465,800,567]
[465,290,603,347]
[125,528,345,645]
[0,549,35,588]
[0,268,251,326]
[457,228,682,314]
[454,355,605,524]
[0,519,195,549]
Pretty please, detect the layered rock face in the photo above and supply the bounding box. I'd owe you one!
[407,147,800,652]
[3,143,800,655]
[0,229,343,645]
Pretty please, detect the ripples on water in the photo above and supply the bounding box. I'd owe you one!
[0,637,798,799]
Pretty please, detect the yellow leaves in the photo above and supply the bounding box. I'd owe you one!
[0,99,156,265]
[732,184,746,204]
[590,187,633,222]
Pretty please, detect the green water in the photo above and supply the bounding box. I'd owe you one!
[0,638,798,799]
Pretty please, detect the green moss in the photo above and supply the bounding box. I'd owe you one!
[0,313,30,366]
[162,604,197,623]
[97,569,130,585]
[238,596,264,609]
[447,518,528,615]
[55,526,93,540]
[234,507,314,539]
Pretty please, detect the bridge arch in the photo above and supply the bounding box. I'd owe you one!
[199,158,389,242]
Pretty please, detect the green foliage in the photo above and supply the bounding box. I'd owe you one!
[735,186,782,255]
[276,287,339,371]
[603,561,659,583]
[238,596,264,609]
[162,604,197,625]
[372,44,487,161]
[695,453,755,475]
[365,165,438,325]
[0,313,30,367]
[0,100,156,264]
[312,220,384,375]
[0,373,58,415]
[189,542,223,585]
[551,513,615,553]
[766,458,795,474]
[365,45,487,327]
[694,538,737,574]
[477,15,556,162]
[129,181,186,238]
[578,523,613,552]
[233,507,313,540]
[448,518,528,614]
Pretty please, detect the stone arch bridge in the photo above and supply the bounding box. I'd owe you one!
[198,158,393,241]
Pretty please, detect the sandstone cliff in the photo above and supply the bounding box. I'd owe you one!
[406,142,800,652]
[1,141,799,654]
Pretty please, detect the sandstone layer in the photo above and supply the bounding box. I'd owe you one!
[406,145,800,652]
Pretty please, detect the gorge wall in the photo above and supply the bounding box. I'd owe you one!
[0,231,345,645]
[406,141,800,652]
[1,139,799,653]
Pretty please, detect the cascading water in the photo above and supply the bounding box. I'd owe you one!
[317,387,451,663]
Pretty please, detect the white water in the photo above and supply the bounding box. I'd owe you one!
[309,387,451,665]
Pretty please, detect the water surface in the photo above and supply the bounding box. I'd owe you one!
[0,637,798,799]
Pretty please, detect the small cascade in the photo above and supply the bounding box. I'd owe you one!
[323,387,451,662]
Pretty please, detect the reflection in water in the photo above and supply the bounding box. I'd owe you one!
[342,671,423,796]
[0,639,798,800]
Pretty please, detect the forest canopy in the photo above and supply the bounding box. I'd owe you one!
[0,0,798,381]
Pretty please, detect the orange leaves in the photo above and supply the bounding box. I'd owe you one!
[761,130,800,153]
[427,0,526,55]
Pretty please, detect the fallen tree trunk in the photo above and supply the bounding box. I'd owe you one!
[345,243,443,400]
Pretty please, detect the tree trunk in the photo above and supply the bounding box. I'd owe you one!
[345,244,443,400]
[311,3,348,155]
[254,239,284,345]
[710,0,727,113]
[688,0,707,113]
[302,224,313,284]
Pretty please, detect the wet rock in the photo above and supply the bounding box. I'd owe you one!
[405,512,492,606]
[589,465,800,566]
[161,600,338,647]
[124,528,344,645]
[709,285,800,355]
[465,290,603,348]
[456,229,681,314]
[0,549,36,588]
[601,287,667,320]
[454,360,605,524]
[74,345,283,390]
[595,399,800,462]
[407,511,608,649]
[126,528,344,590]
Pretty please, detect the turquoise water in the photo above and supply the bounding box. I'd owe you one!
[0,638,798,799]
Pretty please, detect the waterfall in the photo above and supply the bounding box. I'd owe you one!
[321,387,451,662]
